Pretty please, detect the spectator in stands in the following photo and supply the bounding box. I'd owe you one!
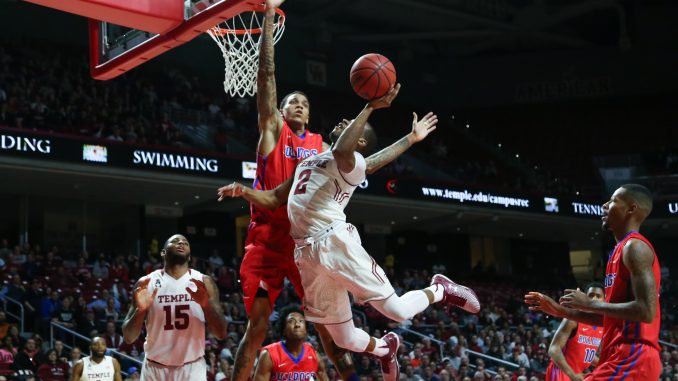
[53,296,76,333]
[104,321,123,351]
[36,348,68,381]
[0,312,10,341]
[67,347,81,369]
[109,256,129,284]
[77,309,100,337]
[39,290,61,331]
[92,253,110,279]
[110,280,129,306]
[86,290,120,313]
[11,338,39,374]
[102,297,120,321]
[123,366,140,381]
[5,275,26,303]
[4,326,22,351]
[52,341,68,365]
[509,346,529,368]
[0,335,15,370]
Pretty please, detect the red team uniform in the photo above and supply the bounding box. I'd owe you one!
[241,121,323,313]
[263,341,320,381]
[585,231,661,381]
[545,323,604,381]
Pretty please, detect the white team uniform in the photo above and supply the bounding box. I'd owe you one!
[288,150,394,325]
[141,269,207,381]
[80,356,115,381]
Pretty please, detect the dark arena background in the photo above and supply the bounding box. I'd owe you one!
[0,0,677,380]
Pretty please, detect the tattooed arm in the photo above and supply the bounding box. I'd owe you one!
[256,0,284,155]
[365,111,438,175]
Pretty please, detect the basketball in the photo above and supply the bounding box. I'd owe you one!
[350,53,397,100]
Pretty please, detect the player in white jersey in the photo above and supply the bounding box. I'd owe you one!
[219,85,480,381]
[71,336,122,381]
[122,234,228,381]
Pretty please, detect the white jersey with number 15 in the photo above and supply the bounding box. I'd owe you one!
[144,269,206,366]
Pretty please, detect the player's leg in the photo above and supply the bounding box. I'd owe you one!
[232,244,282,381]
[231,293,272,381]
[286,257,360,381]
[315,324,359,381]
[322,320,401,381]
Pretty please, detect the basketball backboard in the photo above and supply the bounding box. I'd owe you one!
[24,0,260,80]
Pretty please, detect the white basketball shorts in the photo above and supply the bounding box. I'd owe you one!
[140,356,206,381]
[294,221,395,325]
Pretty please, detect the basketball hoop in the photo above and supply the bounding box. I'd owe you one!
[206,5,285,97]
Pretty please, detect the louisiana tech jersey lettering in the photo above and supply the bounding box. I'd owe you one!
[601,232,661,361]
[287,151,366,239]
[252,121,323,224]
[264,342,319,381]
[80,356,115,381]
[144,269,206,366]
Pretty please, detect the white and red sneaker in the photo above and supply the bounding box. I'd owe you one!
[431,274,480,314]
[378,332,400,381]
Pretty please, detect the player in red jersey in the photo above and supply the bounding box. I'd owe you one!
[254,306,329,381]
[526,184,661,381]
[218,1,360,381]
[538,283,605,381]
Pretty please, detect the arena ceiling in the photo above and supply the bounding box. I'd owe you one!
[283,0,638,58]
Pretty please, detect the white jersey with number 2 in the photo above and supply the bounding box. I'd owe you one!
[287,150,366,239]
[144,269,206,366]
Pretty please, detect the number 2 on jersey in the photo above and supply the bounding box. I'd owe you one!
[294,169,312,195]
[163,304,190,330]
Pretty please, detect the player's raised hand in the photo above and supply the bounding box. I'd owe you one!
[217,182,247,201]
[560,288,592,311]
[186,278,210,309]
[265,0,285,10]
[134,277,158,313]
[410,112,438,143]
[369,84,401,110]
[524,291,565,318]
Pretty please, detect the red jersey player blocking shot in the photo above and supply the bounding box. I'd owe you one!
[215,1,360,381]
[541,283,605,381]
[526,184,661,381]
[254,306,328,381]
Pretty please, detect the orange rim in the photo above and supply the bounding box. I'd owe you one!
[211,6,285,36]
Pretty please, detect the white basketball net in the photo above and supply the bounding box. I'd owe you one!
[207,10,285,98]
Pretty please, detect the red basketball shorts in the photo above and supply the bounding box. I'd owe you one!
[584,343,660,381]
[240,222,303,315]
[546,362,573,381]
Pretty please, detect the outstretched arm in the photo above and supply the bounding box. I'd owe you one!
[122,277,157,343]
[333,85,401,173]
[548,319,582,381]
[186,276,228,339]
[70,360,84,381]
[256,0,285,154]
[253,350,274,381]
[112,358,123,381]
[524,291,604,326]
[217,175,294,210]
[560,240,657,323]
[365,111,438,175]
